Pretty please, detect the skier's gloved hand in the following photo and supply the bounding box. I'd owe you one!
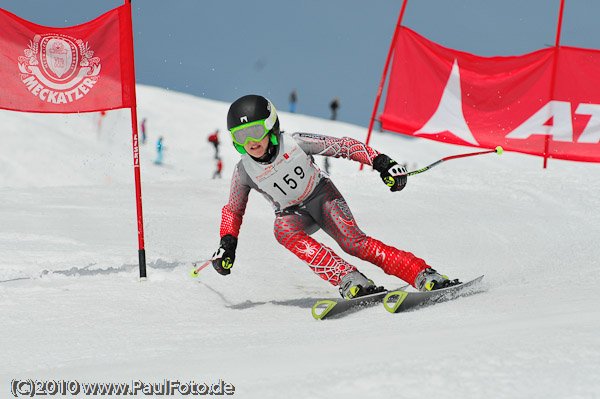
[211,234,237,276]
[373,154,408,192]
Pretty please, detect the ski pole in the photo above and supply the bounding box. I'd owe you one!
[190,259,214,278]
[403,146,503,177]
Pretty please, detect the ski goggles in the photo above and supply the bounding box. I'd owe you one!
[229,101,278,147]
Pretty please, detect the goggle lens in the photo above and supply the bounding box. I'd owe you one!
[230,120,269,146]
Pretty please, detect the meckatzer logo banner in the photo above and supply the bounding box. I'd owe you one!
[0,5,135,113]
[18,33,101,105]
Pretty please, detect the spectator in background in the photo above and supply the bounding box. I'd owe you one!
[97,110,106,137]
[289,89,297,113]
[213,157,223,179]
[154,136,164,165]
[208,129,220,159]
[140,118,147,144]
[329,98,340,120]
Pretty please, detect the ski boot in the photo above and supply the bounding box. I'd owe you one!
[415,267,462,292]
[339,271,385,299]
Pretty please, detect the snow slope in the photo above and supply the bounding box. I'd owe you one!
[1,85,599,399]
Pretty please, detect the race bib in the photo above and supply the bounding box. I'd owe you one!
[242,134,321,209]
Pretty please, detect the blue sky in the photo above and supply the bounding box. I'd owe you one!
[3,0,600,128]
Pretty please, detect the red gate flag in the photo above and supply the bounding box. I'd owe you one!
[0,3,147,279]
[0,5,135,113]
[380,27,600,163]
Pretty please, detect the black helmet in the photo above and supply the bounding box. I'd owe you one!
[227,95,280,154]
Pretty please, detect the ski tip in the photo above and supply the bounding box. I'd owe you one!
[312,300,337,320]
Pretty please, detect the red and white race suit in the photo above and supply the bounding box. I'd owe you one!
[219,132,429,287]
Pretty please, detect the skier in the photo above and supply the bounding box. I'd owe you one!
[208,129,220,158]
[140,118,147,144]
[154,136,164,165]
[213,157,223,179]
[211,95,460,299]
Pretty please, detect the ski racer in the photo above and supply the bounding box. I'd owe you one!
[211,94,460,299]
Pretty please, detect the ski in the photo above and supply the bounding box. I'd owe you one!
[312,285,409,320]
[383,275,485,313]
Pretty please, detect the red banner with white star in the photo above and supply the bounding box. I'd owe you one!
[380,27,600,163]
[0,4,135,113]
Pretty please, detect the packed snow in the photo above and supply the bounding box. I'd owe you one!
[1,85,599,398]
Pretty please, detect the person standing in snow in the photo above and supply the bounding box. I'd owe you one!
[155,136,164,165]
[323,157,330,175]
[213,157,223,179]
[208,129,220,159]
[211,95,460,299]
[329,98,339,120]
[289,89,297,113]
[97,110,106,137]
[140,118,147,144]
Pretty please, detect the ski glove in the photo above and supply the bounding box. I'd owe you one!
[373,154,408,192]
[211,234,238,276]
